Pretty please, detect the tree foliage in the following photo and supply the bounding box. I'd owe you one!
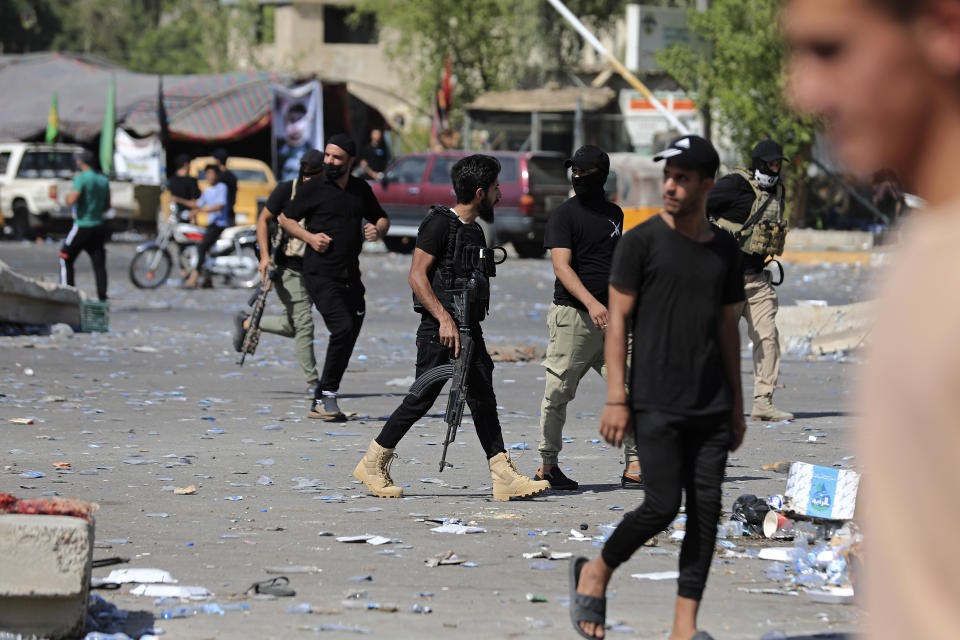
[656,0,817,169]
[1,0,261,74]
[352,0,627,111]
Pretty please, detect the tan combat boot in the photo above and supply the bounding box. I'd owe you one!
[750,395,794,422]
[353,440,403,498]
[489,452,550,501]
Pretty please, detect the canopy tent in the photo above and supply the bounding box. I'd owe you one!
[0,52,286,143]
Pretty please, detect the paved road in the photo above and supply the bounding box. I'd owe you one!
[1,241,864,639]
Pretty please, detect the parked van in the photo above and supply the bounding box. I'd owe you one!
[370,151,569,258]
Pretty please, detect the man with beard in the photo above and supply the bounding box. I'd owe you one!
[534,145,641,491]
[352,154,549,501]
[706,139,792,422]
[278,134,389,419]
[570,136,745,640]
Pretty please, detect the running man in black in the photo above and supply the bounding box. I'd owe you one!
[570,136,746,640]
[278,134,389,419]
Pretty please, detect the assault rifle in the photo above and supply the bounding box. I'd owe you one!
[407,282,476,473]
[237,241,280,366]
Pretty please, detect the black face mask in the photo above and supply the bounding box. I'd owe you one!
[572,172,606,203]
[478,195,495,223]
[323,162,346,180]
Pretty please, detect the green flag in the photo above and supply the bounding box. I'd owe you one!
[45,91,59,144]
[99,75,115,175]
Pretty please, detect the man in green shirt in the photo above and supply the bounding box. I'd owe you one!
[60,150,110,301]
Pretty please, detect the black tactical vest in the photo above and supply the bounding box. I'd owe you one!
[413,205,493,323]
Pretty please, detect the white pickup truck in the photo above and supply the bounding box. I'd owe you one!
[0,142,136,239]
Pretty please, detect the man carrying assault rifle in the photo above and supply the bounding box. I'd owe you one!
[352,154,549,501]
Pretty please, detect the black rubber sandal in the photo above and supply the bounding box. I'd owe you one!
[245,576,295,597]
[569,556,606,639]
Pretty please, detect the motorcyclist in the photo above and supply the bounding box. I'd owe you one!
[181,164,229,289]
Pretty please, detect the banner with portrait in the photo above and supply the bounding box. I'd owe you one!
[272,81,324,182]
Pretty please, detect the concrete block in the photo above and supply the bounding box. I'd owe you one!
[0,258,83,325]
[0,514,94,639]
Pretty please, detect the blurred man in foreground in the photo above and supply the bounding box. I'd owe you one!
[784,1,960,637]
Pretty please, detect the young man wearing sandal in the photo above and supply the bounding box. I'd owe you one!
[570,135,746,640]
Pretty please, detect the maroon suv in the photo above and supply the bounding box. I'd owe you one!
[369,151,569,258]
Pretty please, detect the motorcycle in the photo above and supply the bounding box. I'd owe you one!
[129,204,261,289]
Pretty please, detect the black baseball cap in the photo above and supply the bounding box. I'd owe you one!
[327,133,356,157]
[653,135,720,177]
[564,145,609,174]
[751,138,787,163]
[300,149,325,172]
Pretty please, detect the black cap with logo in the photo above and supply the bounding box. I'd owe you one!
[653,135,720,178]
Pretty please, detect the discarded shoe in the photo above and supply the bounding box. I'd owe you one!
[353,439,403,498]
[620,471,644,489]
[245,576,295,597]
[536,466,579,490]
[232,311,249,352]
[750,395,793,422]
[489,452,549,501]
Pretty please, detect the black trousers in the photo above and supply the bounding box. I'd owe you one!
[195,224,225,272]
[375,323,505,459]
[59,224,108,301]
[304,274,365,396]
[601,410,730,601]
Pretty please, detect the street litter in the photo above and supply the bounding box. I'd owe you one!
[129,584,211,599]
[100,568,177,584]
[298,623,370,633]
[9,417,35,424]
[341,600,398,612]
[337,534,375,543]
[523,550,573,560]
[784,462,860,520]
[431,520,485,534]
[631,571,680,581]
[424,551,464,567]
[265,566,322,575]
[803,586,855,604]
[762,461,792,473]
[173,485,197,495]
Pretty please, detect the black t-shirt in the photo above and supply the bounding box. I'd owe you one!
[284,174,387,279]
[610,215,744,415]
[543,196,623,309]
[360,144,389,174]
[705,172,769,274]
[415,208,487,333]
[220,169,238,225]
[264,180,303,272]
[168,175,200,217]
